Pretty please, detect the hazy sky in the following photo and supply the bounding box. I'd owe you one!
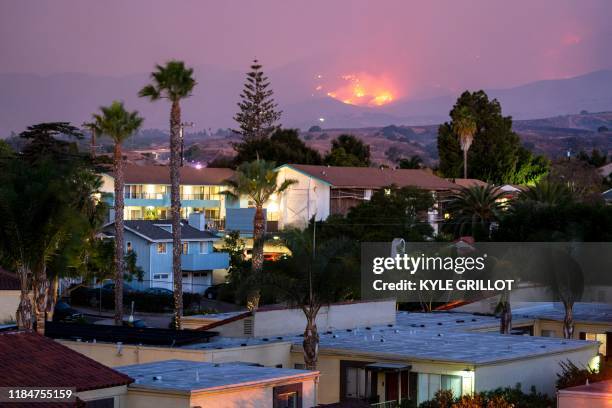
[1,0,611,99]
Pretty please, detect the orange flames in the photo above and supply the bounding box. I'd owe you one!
[319,73,396,107]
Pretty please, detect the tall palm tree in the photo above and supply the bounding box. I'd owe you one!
[93,101,143,325]
[139,61,196,330]
[224,159,296,310]
[446,184,505,240]
[452,106,477,179]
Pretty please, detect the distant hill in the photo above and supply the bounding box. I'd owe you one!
[1,68,612,135]
[126,112,611,167]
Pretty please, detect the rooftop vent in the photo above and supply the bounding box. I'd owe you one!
[153,375,163,381]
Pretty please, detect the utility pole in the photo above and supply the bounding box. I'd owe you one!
[82,122,97,157]
[179,122,194,167]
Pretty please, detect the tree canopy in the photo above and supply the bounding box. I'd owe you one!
[233,128,322,166]
[437,91,548,184]
[324,134,371,167]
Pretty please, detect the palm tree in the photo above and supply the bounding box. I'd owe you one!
[446,184,505,240]
[139,61,196,330]
[519,179,574,206]
[265,227,356,369]
[93,101,143,325]
[452,106,477,179]
[224,159,296,310]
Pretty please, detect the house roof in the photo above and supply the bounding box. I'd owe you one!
[107,164,234,185]
[603,188,612,201]
[0,330,133,391]
[0,267,19,290]
[513,302,612,324]
[447,178,489,188]
[103,220,220,242]
[117,360,317,394]
[280,164,457,190]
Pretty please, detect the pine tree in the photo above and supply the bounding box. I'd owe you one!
[233,60,282,143]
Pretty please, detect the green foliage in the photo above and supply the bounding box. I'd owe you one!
[397,155,424,169]
[232,60,281,142]
[139,60,197,102]
[418,384,553,408]
[264,227,359,307]
[445,185,505,240]
[495,200,612,241]
[437,91,548,184]
[324,134,371,167]
[233,128,322,166]
[519,179,575,207]
[224,159,296,207]
[317,186,435,243]
[93,101,143,145]
[577,148,607,167]
[308,125,322,132]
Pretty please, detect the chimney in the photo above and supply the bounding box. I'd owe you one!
[188,212,206,231]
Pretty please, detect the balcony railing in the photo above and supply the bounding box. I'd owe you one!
[180,193,221,201]
[181,252,229,271]
[124,192,166,200]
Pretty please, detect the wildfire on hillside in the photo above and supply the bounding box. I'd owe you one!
[315,73,397,107]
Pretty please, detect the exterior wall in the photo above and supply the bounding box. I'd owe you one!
[292,351,472,405]
[534,319,612,342]
[124,379,317,408]
[58,339,293,369]
[253,300,396,337]
[275,166,331,228]
[123,390,189,408]
[78,385,128,408]
[0,290,20,323]
[558,391,612,408]
[474,346,599,397]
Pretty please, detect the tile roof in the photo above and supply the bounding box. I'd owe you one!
[447,178,489,188]
[108,164,234,185]
[0,267,19,290]
[0,331,133,391]
[103,220,220,242]
[282,164,457,190]
[117,360,317,393]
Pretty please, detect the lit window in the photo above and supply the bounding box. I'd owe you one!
[199,242,208,254]
[126,242,132,253]
[182,242,189,254]
[156,243,167,254]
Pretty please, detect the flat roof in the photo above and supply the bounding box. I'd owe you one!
[117,360,317,394]
[396,311,535,332]
[513,302,612,324]
[308,324,597,365]
[558,379,612,396]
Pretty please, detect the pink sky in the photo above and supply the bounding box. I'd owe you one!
[1,0,611,98]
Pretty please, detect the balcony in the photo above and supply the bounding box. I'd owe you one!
[124,192,170,207]
[181,252,229,271]
[180,193,221,208]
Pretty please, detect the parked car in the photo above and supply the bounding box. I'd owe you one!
[203,283,226,300]
[53,301,83,322]
[143,287,173,297]
[101,282,136,294]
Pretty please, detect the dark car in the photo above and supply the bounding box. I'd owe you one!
[53,301,83,322]
[204,283,226,300]
[101,282,136,294]
[143,287,173,297]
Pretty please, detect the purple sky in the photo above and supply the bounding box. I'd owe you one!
[1,1,612,100]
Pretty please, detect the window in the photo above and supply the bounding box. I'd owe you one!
[153,274,169,280]
[85,398,114,408]
[541,329,556,337]
[294,363,305,370]
[340,361,372,401]
[199,241,209,254]
[417,374,463,405]
[273,383,302,408]
[585,333,607,355]
[126,242,132,253]
[156,243,167,254]
[182,242,189,254]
